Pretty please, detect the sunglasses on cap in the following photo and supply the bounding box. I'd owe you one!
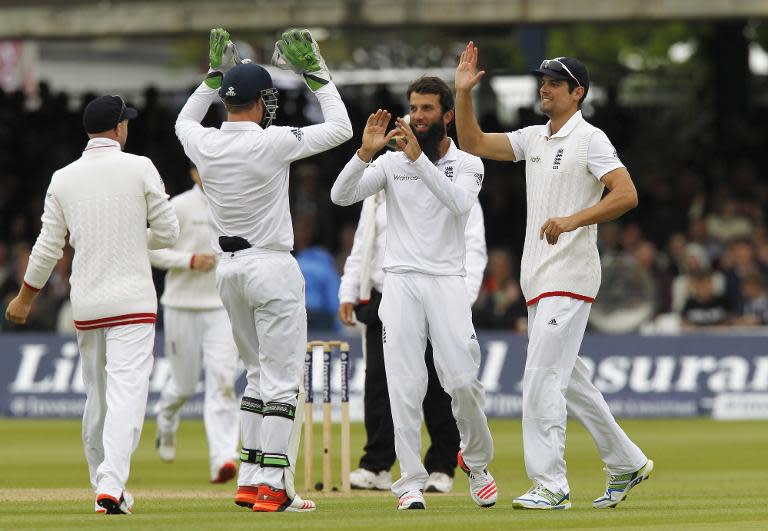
[539,58,581,87]
[113,95,126,126]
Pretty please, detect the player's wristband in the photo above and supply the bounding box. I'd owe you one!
[204,71,223,89]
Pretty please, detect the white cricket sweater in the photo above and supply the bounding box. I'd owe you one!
[149,184,223,310]
[338,195,487,304]
[175,81,352,252]
[331,139,483,277]
[506,111,624,304]
[24,138,179,329]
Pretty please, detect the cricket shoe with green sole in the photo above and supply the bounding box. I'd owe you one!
[593,459,654,509]
[512,483,571,510]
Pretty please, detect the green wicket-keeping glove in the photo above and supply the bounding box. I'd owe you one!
[205,28,240,89]
[271,28,331,91]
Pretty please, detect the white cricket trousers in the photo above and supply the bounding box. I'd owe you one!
[155,307,240,479]
[77,323,155,498]
[216,248,307,490]
[524,296,647,494]
[379,272,494,498]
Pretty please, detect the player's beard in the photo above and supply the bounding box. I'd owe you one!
[414,119,446,163]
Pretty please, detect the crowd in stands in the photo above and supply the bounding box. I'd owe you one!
[1,81,766,334]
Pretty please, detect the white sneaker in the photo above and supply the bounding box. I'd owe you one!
[95,490,133,514]
[156,430,176,463]
[593,459,654,509]
[397,490,426,510]
[349,468,392,490]
[457,450,497,507]
[424,472,453,493]
[512,484,570,510]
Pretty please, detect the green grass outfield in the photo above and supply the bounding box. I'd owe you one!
[1,418,767,530]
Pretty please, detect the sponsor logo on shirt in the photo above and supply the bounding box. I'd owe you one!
[393,174,420,182]
[553,148,564,170]
[444,166,454,180]
[474,172,484,186]
[291,128,303,141]
[530,156,541,163]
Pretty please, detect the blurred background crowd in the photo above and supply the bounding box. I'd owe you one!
[1,14,768,336]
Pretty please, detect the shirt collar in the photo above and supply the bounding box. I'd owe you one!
[221,121,263,131]
[83,137,121,152]
[404,138,458,164]
[438,138,459,164]
[542,110,583,139]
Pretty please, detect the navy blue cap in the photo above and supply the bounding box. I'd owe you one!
[219,63,274,104]
[532,57,589,96]
[83,95,138,134]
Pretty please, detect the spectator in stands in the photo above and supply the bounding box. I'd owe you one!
[721,239,766,311]
[732,272,768,326]
[705,196,752,243]
[473,248,526,332]
[671,243,726,313]
[681,270,732,328]
[294,213,341,331]
[632,239,672,314]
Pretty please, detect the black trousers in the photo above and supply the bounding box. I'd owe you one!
[356,289,460,476]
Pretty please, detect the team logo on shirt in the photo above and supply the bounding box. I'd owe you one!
[474,172,484,186]
[444,166,454,180]
[291,128,303,141]
[553,148,564,170]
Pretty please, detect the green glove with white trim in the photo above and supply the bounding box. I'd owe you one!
[205,28,240,89]
[271,28,331,91]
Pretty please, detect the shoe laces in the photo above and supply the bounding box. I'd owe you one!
[528,483,561,504]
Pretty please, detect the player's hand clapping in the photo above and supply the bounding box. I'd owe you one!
[394,117,422,162]
[358,109,398,162]
[455,41,486,93]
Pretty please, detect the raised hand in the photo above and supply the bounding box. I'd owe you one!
[272,28,331,91]
[394,116,422,162]
[358,109,397,161]
[455,41,486,92]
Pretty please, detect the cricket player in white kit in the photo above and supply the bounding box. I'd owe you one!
[339,191,487,494]
[455,43,653,510]
[150,165,240,484]
[175,28,352,512]
[331,76,497,511]
[5,95,179,514]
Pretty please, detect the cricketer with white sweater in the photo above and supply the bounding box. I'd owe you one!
[23,136,179,500]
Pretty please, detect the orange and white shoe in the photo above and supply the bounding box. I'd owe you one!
[457,450,497,508]
[251,484,316,513]
[95,490,133,514]
[234,485,260,508]
[211,461,238,484]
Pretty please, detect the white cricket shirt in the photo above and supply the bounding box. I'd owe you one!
[176,81,353,252]
[506,110,624,304]
[338,195,487,304]
[149,184,223,310]
[332,139,483,277]
[24,138,179,328]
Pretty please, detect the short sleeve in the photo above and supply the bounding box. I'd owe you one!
[506,125,538,163]
[587,130,624,181]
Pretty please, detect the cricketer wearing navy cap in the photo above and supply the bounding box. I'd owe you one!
[532,57,590,104]
[219,63,279,127]
[83,95,138,135]
[455,42,650,511]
